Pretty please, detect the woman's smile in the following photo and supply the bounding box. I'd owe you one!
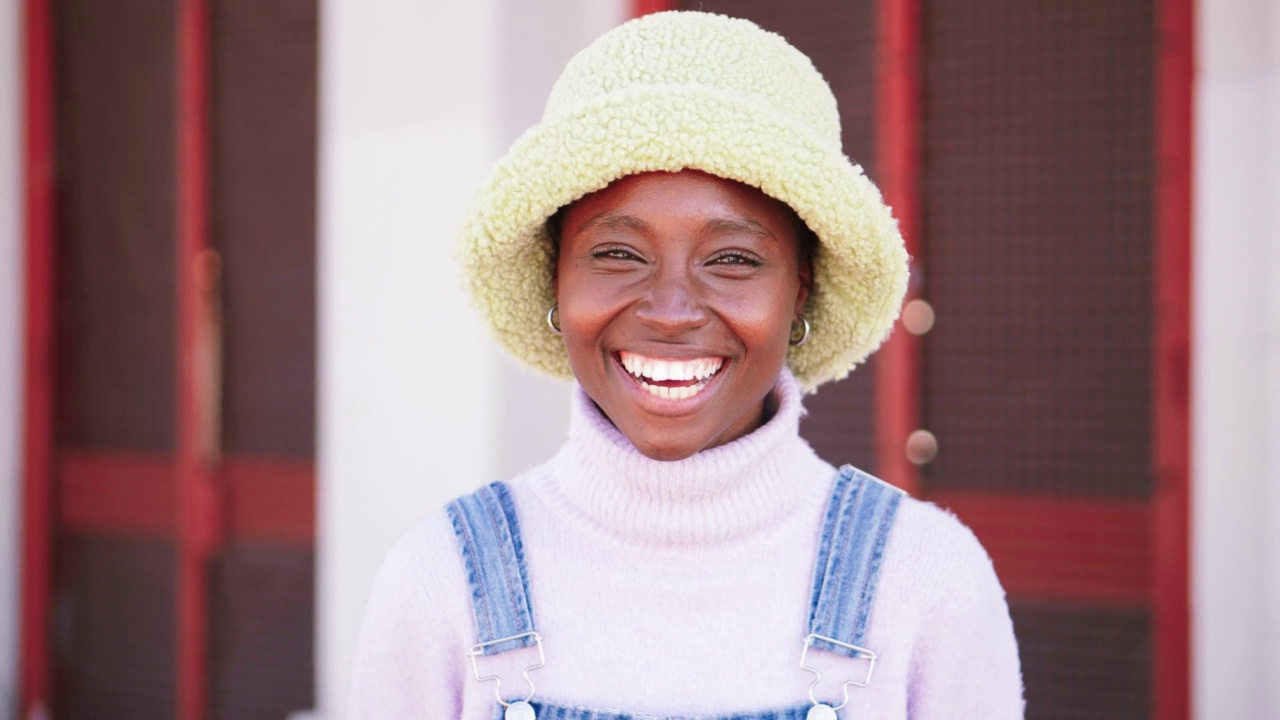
[616,351,726,401]
[555,170,811,460]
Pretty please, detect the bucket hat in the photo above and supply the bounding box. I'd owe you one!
[458,10,908,391]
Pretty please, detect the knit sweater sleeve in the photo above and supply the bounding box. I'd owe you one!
[347,512,471,718]
[903,502,1026,718]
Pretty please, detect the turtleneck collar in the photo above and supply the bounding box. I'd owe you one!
[535,368,831,547]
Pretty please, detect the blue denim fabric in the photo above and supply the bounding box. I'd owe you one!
[446,482,538,655]
[806,466,905,656]
[497,704,814,720]
[450,466,904,718]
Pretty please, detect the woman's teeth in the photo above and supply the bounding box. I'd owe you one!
[618,352,724,399]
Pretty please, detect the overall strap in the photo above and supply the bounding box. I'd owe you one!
[806,465,905,657]
[446,481,539,656]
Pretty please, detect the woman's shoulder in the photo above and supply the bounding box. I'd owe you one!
[360,509,468,630]
[374,464,554,592]
[880,493,1007,612]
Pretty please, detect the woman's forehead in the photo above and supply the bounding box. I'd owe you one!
[561,170,803,234]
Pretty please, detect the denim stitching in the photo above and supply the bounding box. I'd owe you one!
[449,484,539,654]
[854,489,902,642]
[494,482,536,634]
[817,469,863,635]
[478,484,529,646]
[808,466,903,655]
[447,499,497,646]
[807,466,853,628]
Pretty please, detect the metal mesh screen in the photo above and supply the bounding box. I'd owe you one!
[681,0,879,470]
[208,2,319,716]
[209,547,315,720]
[922,0,1159,715]
[1011,604,1152,718]
[921,0,1156,498]
[54,0,176,452]
[212,0,319,458]
[53,536,176,720]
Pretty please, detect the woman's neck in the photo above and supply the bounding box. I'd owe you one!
[539,369,834,546]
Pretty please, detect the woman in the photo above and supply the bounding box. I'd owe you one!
[350,11,1023,719]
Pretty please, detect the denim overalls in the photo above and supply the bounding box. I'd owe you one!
[446,465,904,720]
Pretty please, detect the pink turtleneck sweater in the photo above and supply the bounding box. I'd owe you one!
[348,372,1024,718]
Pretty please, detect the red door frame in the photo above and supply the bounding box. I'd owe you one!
[874,0,1194,714]
[874,0,924,499]
[1153,0,1194,715]
[175,1,217,718]
[19,1,316,718]
[19,0,56,714]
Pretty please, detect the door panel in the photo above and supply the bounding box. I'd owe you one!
[923,0,1156,499]
[53,536,177,720]
[921,0,1160,715]
[54,0,177,452]
[208,547,314,720]
[41,1,318,718]
[212,0,318,460]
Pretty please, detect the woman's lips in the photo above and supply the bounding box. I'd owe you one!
[616,351,726,400]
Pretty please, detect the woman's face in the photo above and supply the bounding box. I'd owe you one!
[555,170,811,461]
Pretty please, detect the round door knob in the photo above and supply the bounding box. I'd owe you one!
[905,429,938,465]
[901,298,935,336]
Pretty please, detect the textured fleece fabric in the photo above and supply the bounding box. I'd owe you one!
[457,11,909,392]
[348,371,1025,718]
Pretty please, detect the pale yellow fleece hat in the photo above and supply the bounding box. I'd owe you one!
[458,11,908,392]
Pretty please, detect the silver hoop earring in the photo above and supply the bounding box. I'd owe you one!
[789,314,810,347]
[547,304,562,335]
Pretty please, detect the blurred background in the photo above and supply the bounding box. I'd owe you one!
[0,0,1276,718]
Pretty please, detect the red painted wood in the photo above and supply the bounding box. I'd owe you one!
[20,0,56,715]
[176,0,216,718]
[874,0,923,497]
[632,0,677,17]
[59,452,176,536]
[1153,0,1193,716]
[930,492,1154,606]
[56,452,316,546]
[225,458,316,546]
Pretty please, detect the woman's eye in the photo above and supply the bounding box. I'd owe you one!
[592,247,639,261]
[709,252,761,266]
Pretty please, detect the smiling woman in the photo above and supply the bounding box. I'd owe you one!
[349,11,1023,720]
[556,171,810,460]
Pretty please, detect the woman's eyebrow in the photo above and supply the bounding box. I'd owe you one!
[704,217,774,239]
[574,212,650,235]
[573,213,773,239]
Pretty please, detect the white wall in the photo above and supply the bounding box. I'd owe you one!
[0,0,23,716]
[1193,0,1279,717]
[315,1,624,717]
[494,0,626,478]
[1267,6,1280,715]
[315,0,502,715]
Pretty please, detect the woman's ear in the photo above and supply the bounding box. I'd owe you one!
[794,230,815,315]
[795,261,812,315]
[547,210,564,298]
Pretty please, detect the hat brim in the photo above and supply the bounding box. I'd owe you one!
[459,83,908,392]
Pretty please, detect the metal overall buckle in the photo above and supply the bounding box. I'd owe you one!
[799,633,877,719]
[468,631,544,720]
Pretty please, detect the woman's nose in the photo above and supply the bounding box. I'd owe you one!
[633,268,710,333]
